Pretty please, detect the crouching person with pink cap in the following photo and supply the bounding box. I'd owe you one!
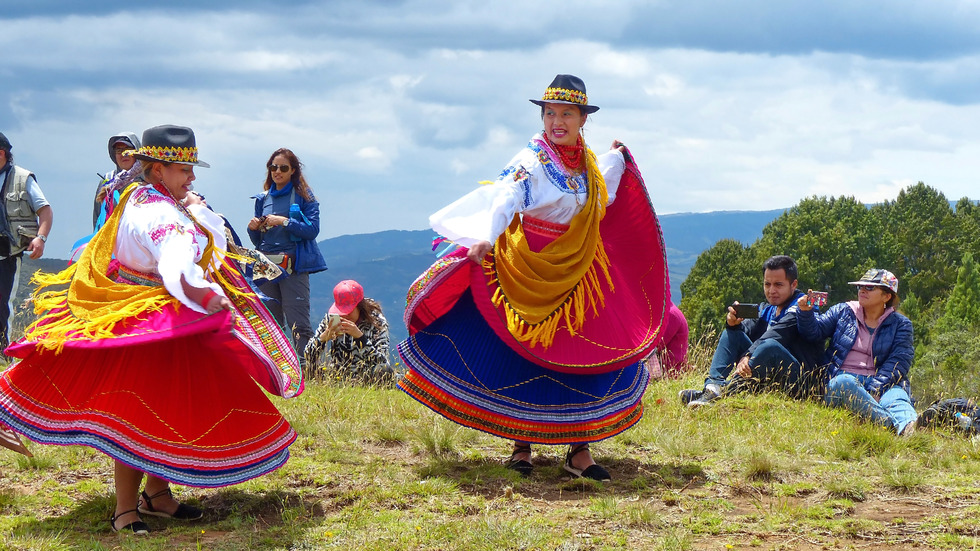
[305,280,394,385]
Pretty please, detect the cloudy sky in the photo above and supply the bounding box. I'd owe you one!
[4,1,980,256]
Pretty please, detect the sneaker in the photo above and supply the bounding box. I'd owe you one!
[687,384,722,409]
[678,388,702,405]
[900,420,916,437]
[915,403,940,428]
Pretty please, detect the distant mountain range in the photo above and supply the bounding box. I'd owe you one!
[17,208,786,349]
[305,208,786,346]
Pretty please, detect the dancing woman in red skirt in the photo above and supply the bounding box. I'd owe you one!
[0,125,303,533]
[398,75,671,481]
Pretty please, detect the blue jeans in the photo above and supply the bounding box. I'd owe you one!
[824,373,916,434]
[705,330,753,387]
[706,330,815,397]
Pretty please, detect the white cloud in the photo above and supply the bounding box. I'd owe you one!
[357,146,387,162]
[218,50,339,72]
[389,74,425,92]
[7,2,980,257]
[449,159,468,175]
[644,74,685,98]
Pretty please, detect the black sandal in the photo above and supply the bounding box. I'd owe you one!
[110,508,150,534]
[563,444,611,482]
[138,488,204,520]
[504,444,534,477]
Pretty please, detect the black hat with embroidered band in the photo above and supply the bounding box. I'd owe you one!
[129,125,210,168]
[529,74,600,114]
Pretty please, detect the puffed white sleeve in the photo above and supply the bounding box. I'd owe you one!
[136,206,224,313]
[185,202,229,269]
[429,182,524,247]
[430,151,538,247]
[597,149,625,205]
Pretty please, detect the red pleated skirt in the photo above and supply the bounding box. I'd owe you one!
[0,273,302,487]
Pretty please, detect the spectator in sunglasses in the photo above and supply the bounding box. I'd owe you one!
[247,148,327,375]
[796,268,916,435]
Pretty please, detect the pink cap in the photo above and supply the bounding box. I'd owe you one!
[328,280,364,315]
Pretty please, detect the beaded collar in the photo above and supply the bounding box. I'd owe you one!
[543,133,584,172]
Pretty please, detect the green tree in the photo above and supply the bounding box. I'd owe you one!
[754,195,885,304]
[953,197,980,262]
[677,183,973,356]
[912,328,980,403]
[679,238,757,338]
[939,252,980,330]
[880,183,959,304]
[899,291,929,347]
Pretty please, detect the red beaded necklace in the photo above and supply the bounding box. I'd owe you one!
[544,133,584,171]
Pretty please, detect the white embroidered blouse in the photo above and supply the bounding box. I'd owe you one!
[113,184,227,313]
[430,133,625,247]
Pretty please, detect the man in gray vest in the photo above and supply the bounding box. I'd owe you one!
[0,132,53,353]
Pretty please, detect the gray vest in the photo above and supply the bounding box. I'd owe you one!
[3,166,39,256]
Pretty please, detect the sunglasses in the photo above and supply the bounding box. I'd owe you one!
[268,164,291,173]
[857,284,882,292]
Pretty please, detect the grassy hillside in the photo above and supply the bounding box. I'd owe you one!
[2,361,979,549]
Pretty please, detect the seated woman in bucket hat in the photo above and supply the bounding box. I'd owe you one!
[797,269,916,435]
[0,125,303,534]
[397,75,670,481]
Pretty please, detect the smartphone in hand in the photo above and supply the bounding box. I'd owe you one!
[807,291,828,308]
[731,302,760,319]
[318,313,342,341]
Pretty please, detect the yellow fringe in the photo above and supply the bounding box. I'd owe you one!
[22,183,251,353]
[488,145,614,349]
[210,247,255,300]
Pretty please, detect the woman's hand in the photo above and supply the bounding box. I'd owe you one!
[320,319,363,341]
[611,140,626,152]
[467,241,492,264]
[264,214,289,227]
[181,276,233,318]
[336,319,364,339]
[797,293,813,312]
[248,215,287,231]
[183,192,205,208]
[204,293,234,314]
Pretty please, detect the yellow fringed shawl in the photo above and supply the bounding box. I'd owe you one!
[24,184,237,352]
[487,144,613,349]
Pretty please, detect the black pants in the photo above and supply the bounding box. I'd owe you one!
[0,253,22,352]
[258,271,313,367]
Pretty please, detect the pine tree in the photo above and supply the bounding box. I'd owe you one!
[941,252,980,329]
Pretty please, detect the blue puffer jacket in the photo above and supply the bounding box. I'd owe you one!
[248,189,327,275]
[797,301,914,398]
[731,289,824,371]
